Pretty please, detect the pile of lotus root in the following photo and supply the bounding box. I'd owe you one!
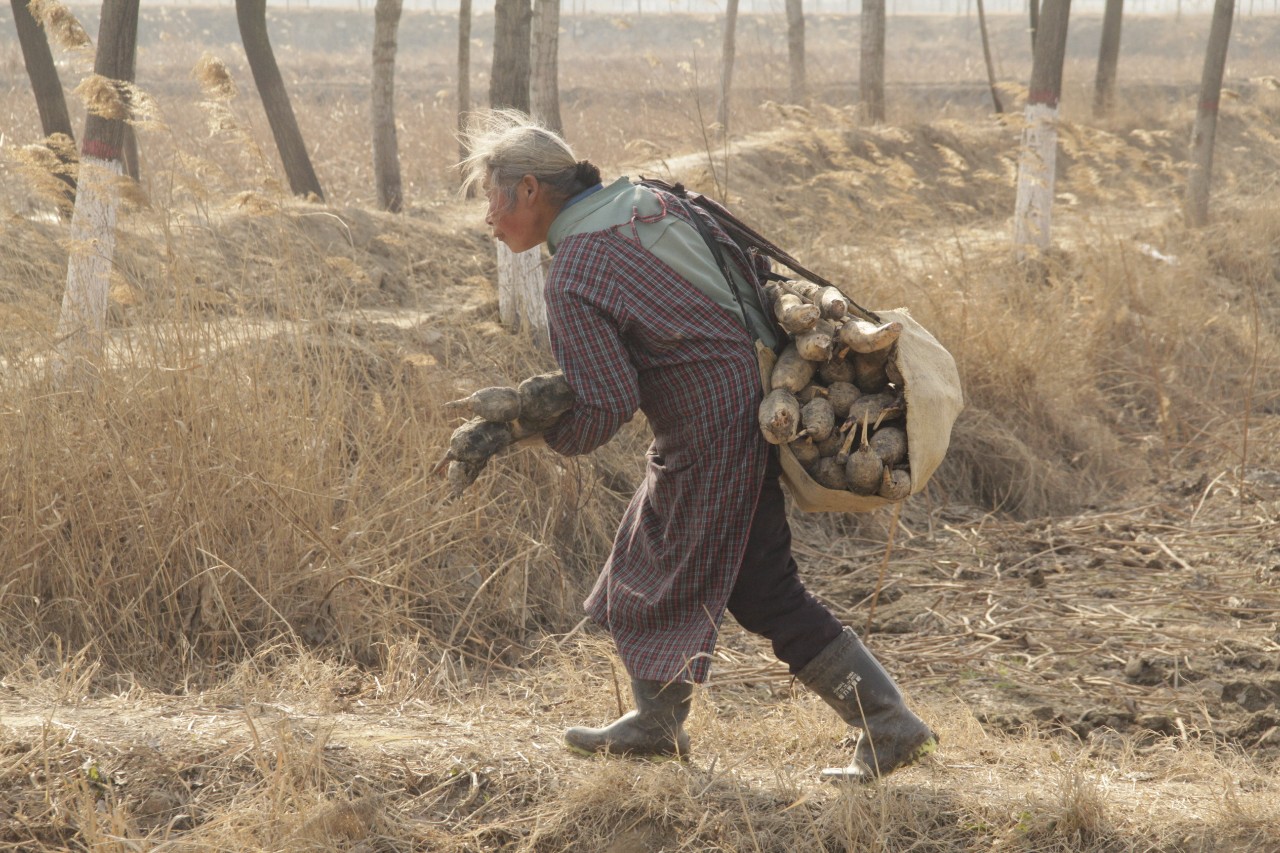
[757,280,911,500]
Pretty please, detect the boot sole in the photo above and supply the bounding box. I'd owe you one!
[820,735,938,783]
[563,739,689,762]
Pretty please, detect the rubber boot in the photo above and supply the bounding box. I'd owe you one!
[796,627,937,782]
[564,678,693,758]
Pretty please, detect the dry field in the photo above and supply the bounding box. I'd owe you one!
[2,7,1280,851]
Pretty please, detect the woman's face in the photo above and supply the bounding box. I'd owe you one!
[484,174,556,253]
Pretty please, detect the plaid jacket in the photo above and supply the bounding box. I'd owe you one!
[542,181,771,683]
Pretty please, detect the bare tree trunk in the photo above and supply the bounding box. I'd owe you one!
[12,0,75,140]
[490,0,544,345]
[1029,0,1040,52]
[457,0,472,174]
[11,0,77,210]
[860,0,885,123]
[54,0,139,381]
[531,0,563,135]
[786,0,806,103]
[976,0,1003,113]
[1013,0,1071,260]
[372,0,404,212]
[1186,0,1235,227]
[490,0,532,112]
[1092,0,1124,117]
[717,0,739,133]
[235,0,325,200]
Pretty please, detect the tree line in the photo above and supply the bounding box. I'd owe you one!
[8,0,1241,367]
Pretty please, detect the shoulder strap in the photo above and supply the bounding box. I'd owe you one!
[673,196,754,337]
[637,177,881,324]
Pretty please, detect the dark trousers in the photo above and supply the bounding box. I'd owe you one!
[726,448,844,673]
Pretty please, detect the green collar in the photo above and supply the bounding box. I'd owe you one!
[547,177,653,254]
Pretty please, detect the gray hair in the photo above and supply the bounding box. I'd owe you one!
[458,109,596,206]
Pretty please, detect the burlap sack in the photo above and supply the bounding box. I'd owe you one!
[756,308,964,513]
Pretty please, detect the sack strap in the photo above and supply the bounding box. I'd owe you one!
[673,196,755,338]
[639,176,881,325]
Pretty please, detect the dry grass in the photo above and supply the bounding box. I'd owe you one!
[3,642,1278,850]
[1,8,1279,852]
[0,297,637,683]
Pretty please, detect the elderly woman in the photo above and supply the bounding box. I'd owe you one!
[459,110,935,781]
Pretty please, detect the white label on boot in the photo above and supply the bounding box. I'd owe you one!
[833,671,862,700]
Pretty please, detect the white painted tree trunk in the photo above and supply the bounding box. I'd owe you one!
[1013,102,1059,259]
[54,154,123,379]
[496,242,549,347]
[1013,0,1070,262]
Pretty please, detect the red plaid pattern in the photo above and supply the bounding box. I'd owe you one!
[542,189,772,683]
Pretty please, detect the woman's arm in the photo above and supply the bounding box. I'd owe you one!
[540,243,640,457]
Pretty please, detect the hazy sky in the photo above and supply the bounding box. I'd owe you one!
[143,0,1254,15]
